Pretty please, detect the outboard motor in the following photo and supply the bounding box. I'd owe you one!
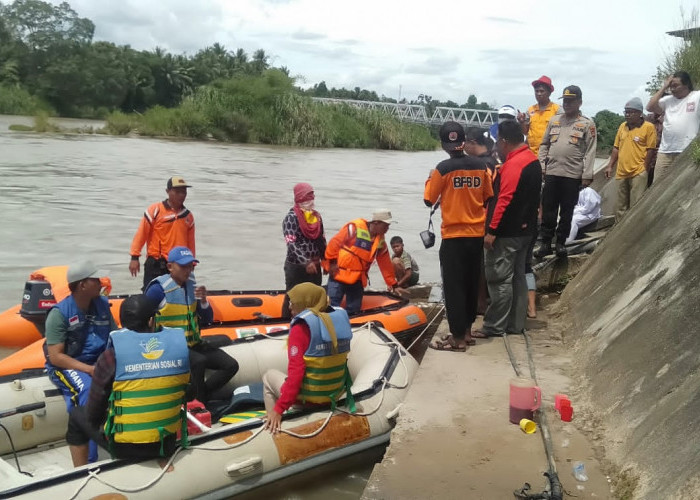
[19,279,56,336]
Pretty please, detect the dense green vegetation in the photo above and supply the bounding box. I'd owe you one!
[593,110,625,154]
[102,70,436,150]
[0,0,438,149]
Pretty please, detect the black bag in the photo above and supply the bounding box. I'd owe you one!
[420,206,437,249]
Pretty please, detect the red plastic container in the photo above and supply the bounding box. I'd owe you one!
[177,400,211,438]
[509,378,542,424]
[560,402,573,422]
[554,394,570,411]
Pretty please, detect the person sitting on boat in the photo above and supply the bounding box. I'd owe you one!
[44,260,117,463]
[390,236,420,288]
[263,283,354,434]
[281,182,327,317]
[66,294,190,467]
[323,209,405,314]
[129,176,196,290]
[144,246,238,404]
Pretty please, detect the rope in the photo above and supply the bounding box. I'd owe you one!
[406,303,445,351]
[67,322,403,497]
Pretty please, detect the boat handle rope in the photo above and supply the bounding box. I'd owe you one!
[69,323,404,498]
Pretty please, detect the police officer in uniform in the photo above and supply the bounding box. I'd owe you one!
[535,85,597,258]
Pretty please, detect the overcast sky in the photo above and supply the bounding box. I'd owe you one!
[47,0,698,116]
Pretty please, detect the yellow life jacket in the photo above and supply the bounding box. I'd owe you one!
[293,308,354,411]
[104,327,190,455]
[153,275,200,346]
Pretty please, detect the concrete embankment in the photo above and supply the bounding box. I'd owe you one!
[556,150,700,499]
[364,315,614,499]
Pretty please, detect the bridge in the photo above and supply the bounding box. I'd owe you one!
[312,97,498,128]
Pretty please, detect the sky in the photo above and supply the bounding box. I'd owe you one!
[43,0,700,116]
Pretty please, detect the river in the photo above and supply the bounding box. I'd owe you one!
[0,115,444,498]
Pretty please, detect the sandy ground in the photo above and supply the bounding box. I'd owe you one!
[363,305,615,499]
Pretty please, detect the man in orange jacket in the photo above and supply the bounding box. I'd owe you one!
[324,210,402,314]
[129,177,196,289]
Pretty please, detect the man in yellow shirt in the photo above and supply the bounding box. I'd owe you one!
[604,97,657,221]
[518,75,561,156]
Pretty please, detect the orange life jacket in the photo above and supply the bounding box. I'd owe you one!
[326,219,388,287]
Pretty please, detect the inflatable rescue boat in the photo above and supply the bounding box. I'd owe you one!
[0,267,427,375]
[0,324,417,499]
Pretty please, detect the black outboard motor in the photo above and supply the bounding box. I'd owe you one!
[19,279,56,336]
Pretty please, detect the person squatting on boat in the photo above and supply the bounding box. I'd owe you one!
[129,176,196,289]
[44,260,117,463]
[425,121,494,352]
[66,294,190,467]
[390,236,420,288]
[324,210,404,314]
[144,246,238,404]
[282,182,327,317]
[262,283,353,434]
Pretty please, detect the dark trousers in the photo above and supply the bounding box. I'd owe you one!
[483,236,530,335]
[439,237,483,340]
[189,341,239,403]
[539,175,581,245]
[282,261,323,318]
[142,256,168,290]
[66,405,177,459]
[327,277,364,314]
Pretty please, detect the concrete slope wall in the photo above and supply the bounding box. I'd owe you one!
[558,151,700,499]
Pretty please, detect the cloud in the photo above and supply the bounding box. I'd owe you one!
[485,16,525,25]
[404,56,460,75]
[291,31,326,41]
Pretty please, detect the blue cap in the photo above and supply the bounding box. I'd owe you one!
[167,246,199,265]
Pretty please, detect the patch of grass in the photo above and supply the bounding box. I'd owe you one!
[0,85,54,116]
[691,138,700,166]
[611,467,639,500]
[105,111,136,135]
[33,112,61,133]
[8,124,34,132]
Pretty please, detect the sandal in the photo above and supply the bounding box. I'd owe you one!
[429,336,467,352]
[470,329,491,339]
[440,333,476,346]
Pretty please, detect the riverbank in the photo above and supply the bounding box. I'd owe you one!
[3,71,438,152]
[364,307,626,499]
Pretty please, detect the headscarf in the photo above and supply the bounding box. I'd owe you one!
[287,283,339,352]
[292,183,323,240]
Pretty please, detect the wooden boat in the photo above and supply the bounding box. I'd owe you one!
[0,324,418,499]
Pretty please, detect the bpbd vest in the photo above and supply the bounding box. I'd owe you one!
[104,327,190,455]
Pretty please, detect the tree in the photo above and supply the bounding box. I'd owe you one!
[2,0,94,50]
[593,110,624,152]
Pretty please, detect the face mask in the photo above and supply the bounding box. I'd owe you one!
[299,201,315,211]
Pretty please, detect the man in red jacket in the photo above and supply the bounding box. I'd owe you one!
[474,120,542,338]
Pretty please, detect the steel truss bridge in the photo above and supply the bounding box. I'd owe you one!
[312,97,498,128]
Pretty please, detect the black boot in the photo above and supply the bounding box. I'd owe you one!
[555,243,567,258]
[533,241,553,258]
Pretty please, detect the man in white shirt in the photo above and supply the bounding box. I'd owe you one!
[646,71,700,180]
[565,187,601,243]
